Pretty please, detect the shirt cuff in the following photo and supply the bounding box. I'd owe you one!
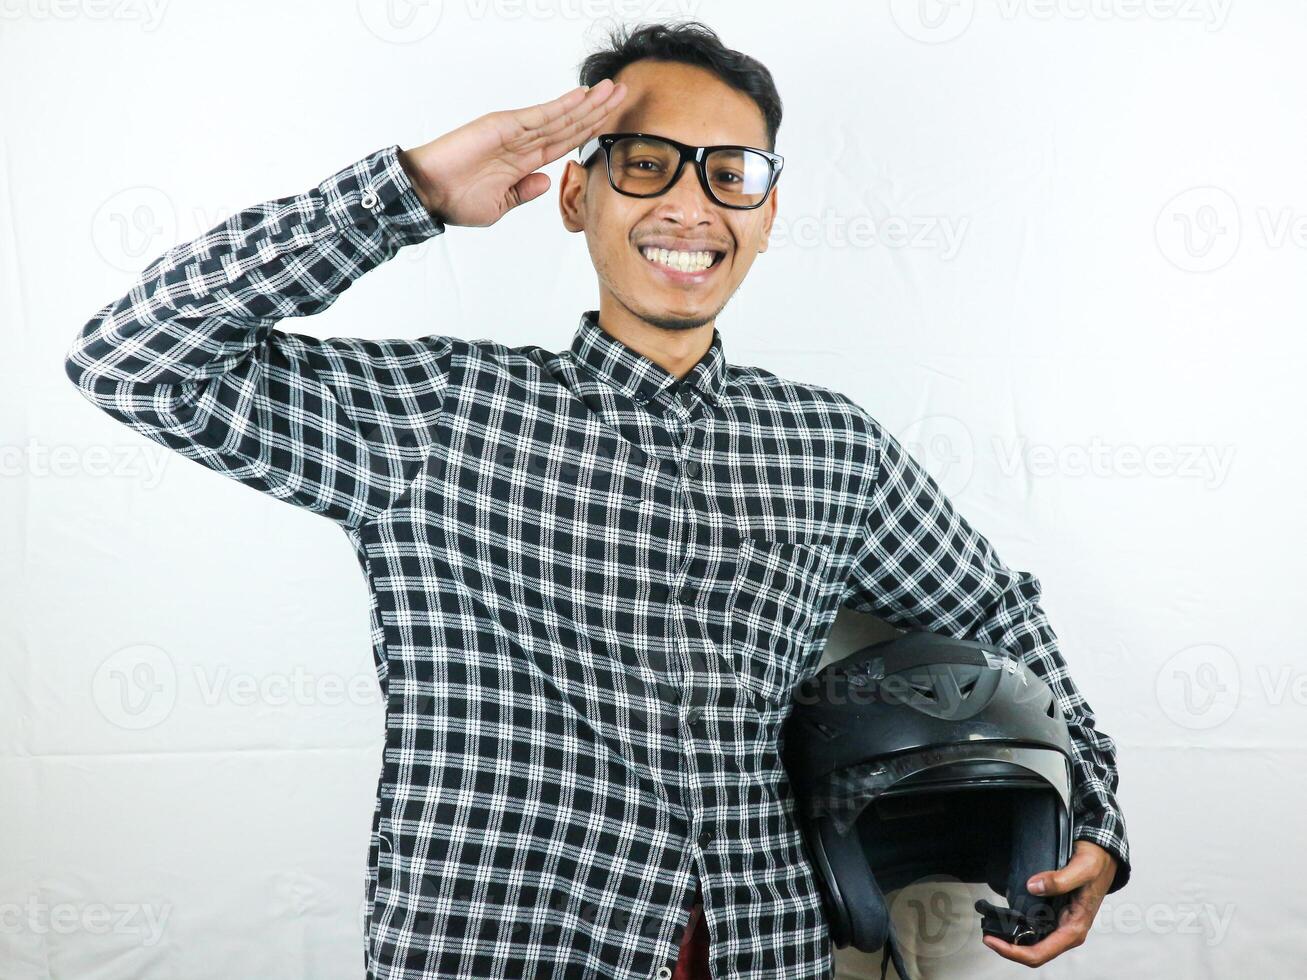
[317,143,446,246]
[1073,812,1131,894]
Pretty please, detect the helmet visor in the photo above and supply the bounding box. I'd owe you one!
[803,742,1072,837]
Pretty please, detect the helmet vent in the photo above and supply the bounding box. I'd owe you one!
[1046,700,1060,720]
[957,676,977,699]
[908,681,937,702]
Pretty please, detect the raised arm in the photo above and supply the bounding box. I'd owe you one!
[65,79,628,529]
[839,404,1132,895]
[65,143,462,528]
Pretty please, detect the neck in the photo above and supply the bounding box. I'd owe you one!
[596,295,714,381]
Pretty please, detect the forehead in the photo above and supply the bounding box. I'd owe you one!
[606,59,769,149]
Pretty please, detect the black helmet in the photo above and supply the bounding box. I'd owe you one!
[780,630,1075,979]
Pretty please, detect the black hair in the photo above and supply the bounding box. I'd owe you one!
[577,21,782,152]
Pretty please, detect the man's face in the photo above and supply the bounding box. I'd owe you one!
[560,60,778,332]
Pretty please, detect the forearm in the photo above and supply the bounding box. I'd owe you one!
[967,563,1131,893]
[66,143,442,395]
[842,410,1131,892]
[63,144,454,528]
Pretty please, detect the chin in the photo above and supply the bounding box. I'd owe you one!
[635,303,717,332]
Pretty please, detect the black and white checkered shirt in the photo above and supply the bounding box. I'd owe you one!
[65,144,1130,980]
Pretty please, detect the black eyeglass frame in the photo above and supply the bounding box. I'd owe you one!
[577,132,784,211]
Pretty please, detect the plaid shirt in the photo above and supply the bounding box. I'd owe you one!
[65,143,1130,980]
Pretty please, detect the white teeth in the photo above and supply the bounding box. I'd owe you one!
[640,246,716,272]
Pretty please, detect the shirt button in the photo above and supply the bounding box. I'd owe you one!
[684,460,702,479]
[697,829,715,849]
[654,968,672,980]
[360,187,380,210]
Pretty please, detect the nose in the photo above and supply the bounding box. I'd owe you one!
[653,159,716,222]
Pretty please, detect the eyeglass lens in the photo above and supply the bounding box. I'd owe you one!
[608,136,773,208]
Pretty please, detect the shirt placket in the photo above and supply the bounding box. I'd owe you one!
[658,383,728,980]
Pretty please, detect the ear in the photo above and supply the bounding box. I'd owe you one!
[757,186,778,253]
[559,160,588,233]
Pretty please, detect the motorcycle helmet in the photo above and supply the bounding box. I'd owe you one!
[780,630,1075,979]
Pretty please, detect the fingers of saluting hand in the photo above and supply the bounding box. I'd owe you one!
[514,79,628,163]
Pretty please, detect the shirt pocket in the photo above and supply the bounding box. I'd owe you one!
[726,535,835,708]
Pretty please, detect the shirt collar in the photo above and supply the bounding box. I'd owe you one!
[569,310,727,408]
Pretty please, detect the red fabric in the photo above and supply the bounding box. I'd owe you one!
[671,880,711,980]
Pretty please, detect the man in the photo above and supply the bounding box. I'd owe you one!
[65,20,1129,980]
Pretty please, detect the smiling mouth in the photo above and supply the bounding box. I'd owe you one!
[638,245,726,274]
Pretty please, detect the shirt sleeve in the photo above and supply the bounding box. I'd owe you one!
[839,405,1131,894]
[64,143,455,531]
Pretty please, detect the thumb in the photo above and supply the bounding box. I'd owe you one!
[507,172,551,211]
[1028,840,1111,896]
[1027,861,1088,897]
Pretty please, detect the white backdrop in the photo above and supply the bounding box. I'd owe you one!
[2,1,1302,977]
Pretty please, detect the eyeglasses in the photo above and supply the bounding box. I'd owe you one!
[578,132,784,211]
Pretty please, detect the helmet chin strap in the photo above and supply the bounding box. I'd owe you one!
[878,914,910,980]
[859,862,911,980]
[974,897,1055,946]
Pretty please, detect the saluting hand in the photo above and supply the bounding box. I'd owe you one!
[398,78,628,228]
